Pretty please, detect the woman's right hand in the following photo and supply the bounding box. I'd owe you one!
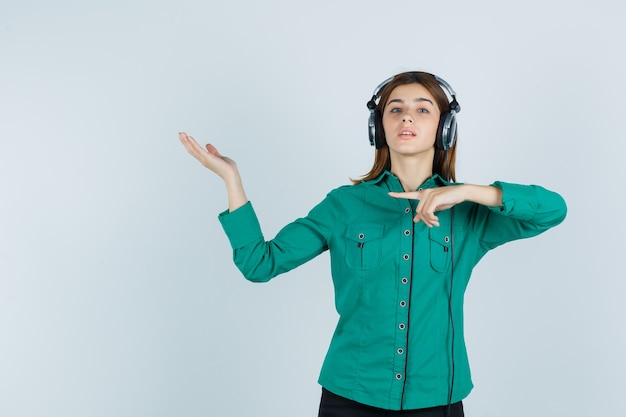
[178,131,249,211]
[178,132,238,180]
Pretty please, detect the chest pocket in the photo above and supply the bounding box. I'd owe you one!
[344,223,385,270]
[429,226,453,272]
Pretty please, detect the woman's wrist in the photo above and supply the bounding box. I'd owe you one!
[461,184,503,207]
[223,172,248,212]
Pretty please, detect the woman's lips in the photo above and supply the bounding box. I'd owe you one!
[398,128,416,138]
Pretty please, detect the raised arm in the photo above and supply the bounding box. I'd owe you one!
[178,132,247,212]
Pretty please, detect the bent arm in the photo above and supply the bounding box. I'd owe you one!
[474,181,568,250]
[389,184,503,227]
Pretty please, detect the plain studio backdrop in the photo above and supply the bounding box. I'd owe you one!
[1,1,624,416]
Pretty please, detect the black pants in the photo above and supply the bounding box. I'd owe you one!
[318,388,464,417]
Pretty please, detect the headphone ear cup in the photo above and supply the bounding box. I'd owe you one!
[374,110,385,149]
[447,115,457,149]
[368,112,376,147]
[436,111,457,150]
[436,112,448,150]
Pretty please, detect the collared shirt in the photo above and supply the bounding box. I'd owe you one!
[218,171,567,410]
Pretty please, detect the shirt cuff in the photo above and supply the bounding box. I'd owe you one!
[488,181,538,221]
[218,201,263,249]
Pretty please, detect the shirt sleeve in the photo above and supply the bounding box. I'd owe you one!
[218,198,334,283]
[470,181,567,252]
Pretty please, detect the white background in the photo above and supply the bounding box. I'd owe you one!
[1,1,624,416]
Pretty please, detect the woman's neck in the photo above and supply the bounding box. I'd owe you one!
[389,152,434,192]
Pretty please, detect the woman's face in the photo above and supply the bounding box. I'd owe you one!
[382,83,441,158]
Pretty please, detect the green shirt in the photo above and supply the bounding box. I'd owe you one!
[218,171,567,410]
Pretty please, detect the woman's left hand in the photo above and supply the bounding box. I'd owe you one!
[389,186,466,227]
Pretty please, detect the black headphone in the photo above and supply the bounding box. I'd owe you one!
[367,72,461,150]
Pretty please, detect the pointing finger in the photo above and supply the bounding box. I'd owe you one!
[388,191,421,200]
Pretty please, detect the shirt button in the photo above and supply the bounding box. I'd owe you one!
[358,233,365,239]
[444,236,450,243]
[404,229,411,236]
[399,301,406,307]
[397,348,404,355]
[404,207,411,214]
[402,254,410,261]
[395,373,403,380]
[418,188,423,191]
[401,277,408,284]
[399,323,406,330]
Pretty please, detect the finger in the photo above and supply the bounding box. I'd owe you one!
[415,194,440,227]
[205,143,222,157]
[419,198,436,223]
[421,206,440,227]
[181,142,216,169]
[178,132,196,153]
[178,131,198,145]
[180,134,208,156]
[415,211,438,226]
[179,132,202,148]
[388,191,422,200]
[178,132,196,147]
[180,138,203,158]
[415,196,428,222]
[429,216,440,227]
[414,213,440,227]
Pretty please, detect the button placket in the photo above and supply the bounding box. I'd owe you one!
[393,199,414,390]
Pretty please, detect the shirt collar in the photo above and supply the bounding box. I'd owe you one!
[365,170,449,190]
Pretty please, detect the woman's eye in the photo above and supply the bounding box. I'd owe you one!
[417,108,429,114]
[390,107,402,113]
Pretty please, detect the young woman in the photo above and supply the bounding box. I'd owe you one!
[178,71,567,417]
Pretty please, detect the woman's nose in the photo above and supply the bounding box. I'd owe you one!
[402,113,413,123]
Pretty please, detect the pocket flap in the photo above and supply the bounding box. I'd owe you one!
[428,226,452,247]
[345,223,385,243]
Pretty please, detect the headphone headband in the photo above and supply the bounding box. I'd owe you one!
[371,76,395,101]
[367,72,461,150]
[433,75,461,113]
